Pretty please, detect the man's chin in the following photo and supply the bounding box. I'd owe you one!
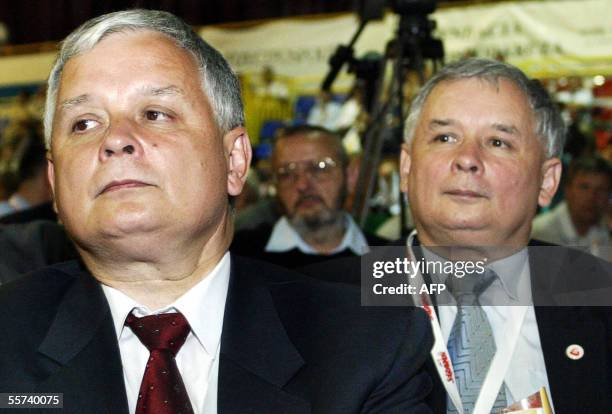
[290,210,336,231]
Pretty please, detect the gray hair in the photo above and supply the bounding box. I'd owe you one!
[404,58,565,158]
[43,9,243,148]
[274,124,349,169]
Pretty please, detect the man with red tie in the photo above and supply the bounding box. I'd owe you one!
[0,9,434,414]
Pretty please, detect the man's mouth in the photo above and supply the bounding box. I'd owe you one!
[99,180,152,195]
[444,189,487,199]
[295,195,324,209]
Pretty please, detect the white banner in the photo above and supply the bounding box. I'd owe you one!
[1,0,610,87]
[435,0,612,78]
[200,0,612,83]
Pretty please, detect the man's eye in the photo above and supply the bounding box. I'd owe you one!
[434,134,455,143]
[490,138,510,148]
[71,119,98,133]
[145,110,170,121]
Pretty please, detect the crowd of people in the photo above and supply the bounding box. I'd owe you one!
[0,8,609,414]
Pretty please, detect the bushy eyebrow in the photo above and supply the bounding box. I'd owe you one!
[141,85,185,97]
[428,119,455,129]
[492,123,519,135]
[59,94,90,111]
[427,119,520,135]
[58,85,185,114]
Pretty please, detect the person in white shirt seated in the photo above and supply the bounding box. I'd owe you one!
[306,91,342,131]
[0,119,52,219]
[532,155,610,259]
[232,125,385,271]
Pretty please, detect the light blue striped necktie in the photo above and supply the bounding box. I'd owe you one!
[446,270,507,414]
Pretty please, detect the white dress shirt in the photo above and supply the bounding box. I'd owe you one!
[423,247,554,408]
[101,252,231,414]
[0,194,30,218]
[532,201,610,259]
[307,100,343,130]
[265,214,370,255]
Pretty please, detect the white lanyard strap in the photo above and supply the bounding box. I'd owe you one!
[406,232,528,414]
[421,299,464,413]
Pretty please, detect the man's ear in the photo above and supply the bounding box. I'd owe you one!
[224,127,252,196]
[344,156,360,193]
[538,157,562,208]
[399,142,412,193]
[46,152,58,213]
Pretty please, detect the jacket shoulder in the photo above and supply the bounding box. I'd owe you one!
[233,254,432,363]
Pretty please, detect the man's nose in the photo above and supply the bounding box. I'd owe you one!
[99,120,142,161]
[294,169,314,190]
[452,140,484,174]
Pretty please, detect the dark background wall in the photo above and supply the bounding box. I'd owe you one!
[0,0,358,45]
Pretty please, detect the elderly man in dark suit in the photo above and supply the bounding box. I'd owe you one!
[301,58,611,414]
[393,59,611,413]
[0,10,434,414]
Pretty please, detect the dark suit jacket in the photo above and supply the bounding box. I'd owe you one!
[0,202,57,225]
[0,220,78,285]
[0,255,433,413]
[231,222,388,270]
[298,242,612,414]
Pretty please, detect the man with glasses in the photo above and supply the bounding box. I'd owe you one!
[233,125,383,271]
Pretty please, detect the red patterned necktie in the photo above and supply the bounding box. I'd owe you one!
[125,312,194,414]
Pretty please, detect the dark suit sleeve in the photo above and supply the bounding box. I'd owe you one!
[359,308,433,414]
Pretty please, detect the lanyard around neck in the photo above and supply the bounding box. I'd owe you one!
[406,231,528,414]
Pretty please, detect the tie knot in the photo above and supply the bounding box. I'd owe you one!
[449,269,498,305]
[125,312,191,356]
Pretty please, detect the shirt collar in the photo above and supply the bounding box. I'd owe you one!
[556,201,609,243]
[101,252,231,356]
[555,201,580,240]
[8,194,30,210]
[411,231,528,302]
[265,213,369,255]
[487,247,529,301]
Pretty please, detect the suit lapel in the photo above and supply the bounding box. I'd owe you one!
[37,267,129,414]
[218,256,309,413]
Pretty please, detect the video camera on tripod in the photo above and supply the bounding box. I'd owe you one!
[321,0,445,231]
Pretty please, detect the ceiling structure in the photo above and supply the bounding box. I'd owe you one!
[0,0,490,46]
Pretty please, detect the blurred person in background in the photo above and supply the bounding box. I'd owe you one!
[307,90,342,131]
[0,119,73,285]
[232,125,384,271]
[254,65,289,101]
[532,155,611,258]
[0,118,53,220]
[233,168,279,231]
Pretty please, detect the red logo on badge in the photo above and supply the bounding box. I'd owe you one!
[565,344,584,360]
[440,352,453,382]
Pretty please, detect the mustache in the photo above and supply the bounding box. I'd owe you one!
[294,194,325,207]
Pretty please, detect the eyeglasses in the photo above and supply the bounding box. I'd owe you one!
[275,157,338,185]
